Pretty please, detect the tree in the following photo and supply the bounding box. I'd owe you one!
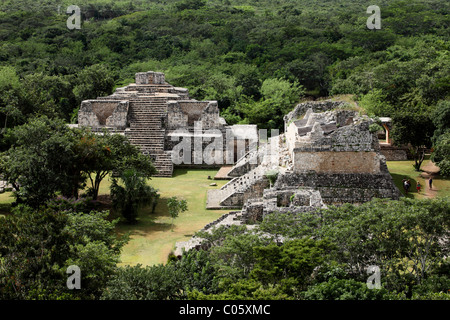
[255,198,449,298]
[21,73,75,121]
[358,89,394,117]
[173,249,218,295]
[167,197,188,231]
[110,168,159,223]
[431,100,450,144]
[258,211,321,240]
[250,238,335,294]
[0,66,23,133]
[315,198,450,295]
[0,116,78,207]
[78,131,157,200]
[102,249,217,300]
[391,112,435,171]
[236,78,304,130]
[101,263,182,300]
[175,0,207,11]
[302,278,390,300]
[431,101,450,176]
[0,117,156,206]
[0,206,126,300]
[209,231,269,281]
[72,64,115,105]
[187,278,290,300]
[431,132,450,177]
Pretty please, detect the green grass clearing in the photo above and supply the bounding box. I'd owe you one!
[110,168,231,267]
[1,160,448,266]
[0,191,15,218]
[0,169,231,266]
[386,156,450,199]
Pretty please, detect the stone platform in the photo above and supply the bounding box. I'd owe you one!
[206,189,241,210]
[213,165,233,180]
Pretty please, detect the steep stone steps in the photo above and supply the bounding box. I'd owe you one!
[215,136,283,207]
[125,98,172,177]
[152,151,173,177]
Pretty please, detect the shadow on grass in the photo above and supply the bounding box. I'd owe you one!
[172,167,220,179]
[0,202,12,215]
[114,196,174,236]
[390,173,417,198]
[115,208,173,234]
[436,175,450,183]
[172,168,189,177]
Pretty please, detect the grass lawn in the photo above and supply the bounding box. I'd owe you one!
[0,169,231,266]
[0,191,14,218]
[109,168,231,267]
[1,160,447,266]
[386,157,450,199]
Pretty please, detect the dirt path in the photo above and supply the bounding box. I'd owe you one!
[419,161,440,199]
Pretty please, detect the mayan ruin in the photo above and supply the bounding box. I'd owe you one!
[76,72,402,241]
[77,71,258,177]
[73,71,411,257]
[175,100,402,255]
[1,0,449,305]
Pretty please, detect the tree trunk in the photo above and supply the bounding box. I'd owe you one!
[93,178,100,200]
[3,114,7,133]
[413,147,426,171]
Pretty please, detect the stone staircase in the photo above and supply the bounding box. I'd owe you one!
[206,135,289,208]
[218,165,268,206]
[126,97,173,177]
[153,151,173,177]
[227,144,266,177]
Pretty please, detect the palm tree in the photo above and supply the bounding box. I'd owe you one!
[110,169,159,223]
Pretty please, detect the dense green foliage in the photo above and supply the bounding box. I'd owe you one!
[0,0,447,172]
[110,168,159,223]
[3,197,447,300]
[0,0,449,301]
[390,112,435,170]
[0,0,448,170]
[0,116,156,207]
[0,116,81,206]
[102,250,217,299]
[431,101,450,176]
[102,197,449,300]
[0,0,448,131]
[0,206,126,299]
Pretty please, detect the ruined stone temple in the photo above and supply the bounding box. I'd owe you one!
[206,101,401,211]
[74,72,402,255]
[175,101,402,256]
[77,71,257,176]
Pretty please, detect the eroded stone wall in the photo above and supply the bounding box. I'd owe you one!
[380,145,409,161]
[78,100,129,128]
[167,101,220,129]
[273,171,401,204]
[284,101,348,129]
[293,151,381,174]
[135,71,165,85]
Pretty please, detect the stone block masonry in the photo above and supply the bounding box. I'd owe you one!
[78,100,129,129]
[206,102,401,210]
[178,100,403,257]
[135,71,165,85]
[78,71,256,176]
[293,151,381,174]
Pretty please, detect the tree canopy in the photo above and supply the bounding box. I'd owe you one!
[0,116,156,207]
